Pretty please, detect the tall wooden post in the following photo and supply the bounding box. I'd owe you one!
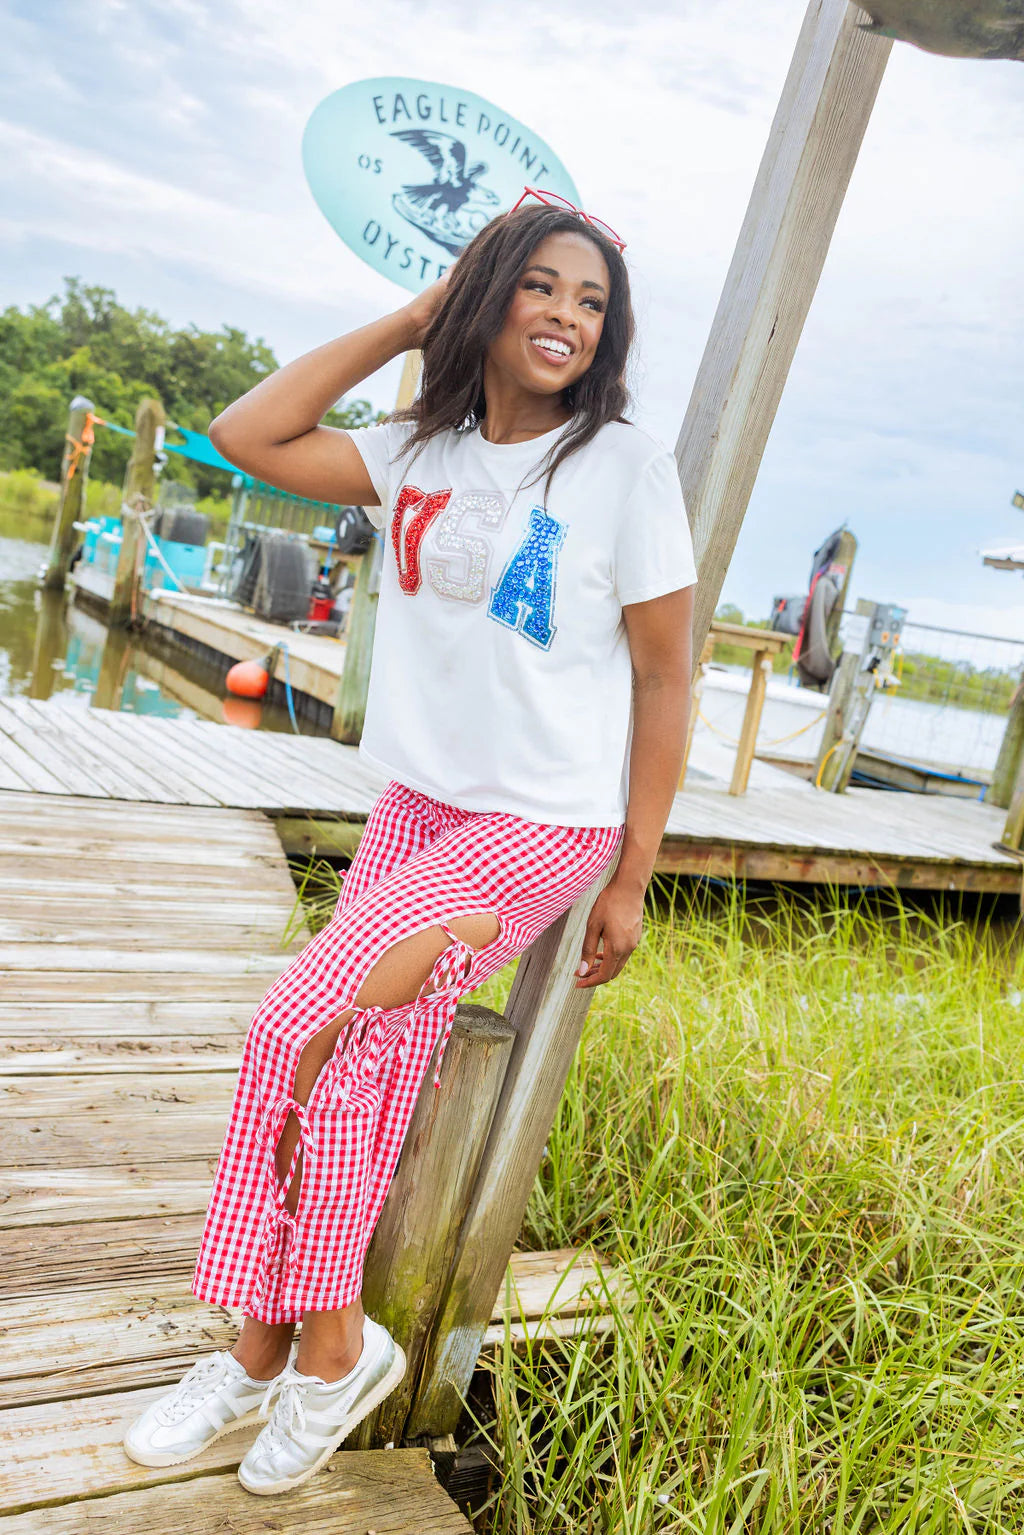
[109,397,164,628]
[815,649,859,790]
[401,0,891,1441]
[41,395,95,592]
[676,2,891,660]
[825,528,858,656]
[330,532,383,743]
[814,599,898,793]
[331,351,422,743]
[988,673,1024,809]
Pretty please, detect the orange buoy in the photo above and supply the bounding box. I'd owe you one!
[222,695,263,729]
[226,656,270,698]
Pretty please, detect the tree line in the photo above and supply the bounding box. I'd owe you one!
[0,278,377,496]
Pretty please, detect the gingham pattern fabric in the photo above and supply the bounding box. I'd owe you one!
[191,780,622,1323]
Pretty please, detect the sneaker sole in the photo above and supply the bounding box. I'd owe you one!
[237,1344,408,1496]
[123,1407,264,1468]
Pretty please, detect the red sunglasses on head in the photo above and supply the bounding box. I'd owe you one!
[508,186,626,253]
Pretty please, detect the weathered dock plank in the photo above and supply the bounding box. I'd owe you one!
[0,699,1017,889]
[0,787,623,1528]
[0,790,478,1529]
[0,1449,472,1531]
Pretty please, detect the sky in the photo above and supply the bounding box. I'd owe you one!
[2,0,1023,637]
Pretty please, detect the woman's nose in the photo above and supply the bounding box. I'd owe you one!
[545,303,575,329]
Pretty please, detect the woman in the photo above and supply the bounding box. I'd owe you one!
[123,192,697,1496]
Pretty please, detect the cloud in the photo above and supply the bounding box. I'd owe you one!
[2,0,1023,628]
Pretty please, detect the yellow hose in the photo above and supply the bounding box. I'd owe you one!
[814,741,842,789]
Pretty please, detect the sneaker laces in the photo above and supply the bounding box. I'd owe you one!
[157,1353,235,1424]
[257,1366,311,1452]
[256,1363,363,1455]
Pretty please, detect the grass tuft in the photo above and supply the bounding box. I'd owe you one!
[470,883,1024,1534]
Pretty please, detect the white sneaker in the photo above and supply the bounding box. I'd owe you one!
[237,1317,407,1495]
[123,1347,294,1467]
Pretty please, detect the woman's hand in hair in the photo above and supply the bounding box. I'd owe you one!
[401,266,455,348]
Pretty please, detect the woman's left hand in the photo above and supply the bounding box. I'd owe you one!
[575,880,644,988]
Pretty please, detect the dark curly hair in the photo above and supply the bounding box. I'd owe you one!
[389,202,634,499]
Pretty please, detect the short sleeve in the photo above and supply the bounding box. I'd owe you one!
[342,419,414,530]
[613,450,697,605]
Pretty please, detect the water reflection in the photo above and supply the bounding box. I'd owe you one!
[0,520,307,733]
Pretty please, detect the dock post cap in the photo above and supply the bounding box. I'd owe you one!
[70,394,95,411]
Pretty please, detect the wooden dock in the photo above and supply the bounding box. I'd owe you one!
[0,695,1018,891]
[0,787,633,1529]
[72,570,347,714]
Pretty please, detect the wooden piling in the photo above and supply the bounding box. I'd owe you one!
[331,351,422,743]
[814,649,860,791]
[330,533,382,744]
[988,672,1024,809]
[673,2,890,655]
[41,395,95,592]
[405,859,619,1439]
[351,1003,516,1449]
[815,600,887,793]
[110,397,165,628]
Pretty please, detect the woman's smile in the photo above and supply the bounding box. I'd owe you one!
[528,331,576,366]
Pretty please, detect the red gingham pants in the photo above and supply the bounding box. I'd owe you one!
[191,780,622,1323]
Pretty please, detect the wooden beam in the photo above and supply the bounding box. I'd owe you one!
[676,0,891,657]
[332,350,422,743]
[405,858,619,1438]
[989,671,1024,809]
[40,396,95,592]
[351,1004,516,1449]
[729,652,773,795]
[653,839,1019,892]
[110,397,165,628]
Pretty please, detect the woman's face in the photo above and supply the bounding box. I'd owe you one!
[487,230,610,399]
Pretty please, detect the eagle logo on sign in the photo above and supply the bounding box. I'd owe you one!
[390,129,501,255]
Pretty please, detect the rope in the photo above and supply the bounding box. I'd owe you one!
[63,412,96,484]
[696,705,828,750]
[138,516,188,592]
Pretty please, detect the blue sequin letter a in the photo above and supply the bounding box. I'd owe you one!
[487,507,566,650]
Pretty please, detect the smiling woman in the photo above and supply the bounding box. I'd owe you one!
[128,196,698,1498]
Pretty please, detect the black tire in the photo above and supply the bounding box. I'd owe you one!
[334,506,376,555]
[253,536,314,623]
[796,575,839,689]
[156,507,210,546]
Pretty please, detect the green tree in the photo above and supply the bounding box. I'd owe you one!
[0,278,380,496]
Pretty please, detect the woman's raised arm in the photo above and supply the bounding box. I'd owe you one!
[208,275,450,505]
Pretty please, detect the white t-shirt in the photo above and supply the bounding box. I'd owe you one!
[344,416,697,827]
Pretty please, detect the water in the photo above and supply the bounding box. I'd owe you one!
[0,517,307,734]
[1,517,1011,774]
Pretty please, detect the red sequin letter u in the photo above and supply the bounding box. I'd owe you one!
[391,485,452,594]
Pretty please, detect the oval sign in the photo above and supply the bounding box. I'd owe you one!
[302,77,580,295]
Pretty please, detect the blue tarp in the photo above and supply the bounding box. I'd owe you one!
[163,425,249,479]
[97,418,251,482]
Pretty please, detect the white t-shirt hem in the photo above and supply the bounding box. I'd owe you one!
[618,576,698,606]
[357,742,626,830]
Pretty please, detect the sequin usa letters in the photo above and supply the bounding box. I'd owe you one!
[390,484,567,651]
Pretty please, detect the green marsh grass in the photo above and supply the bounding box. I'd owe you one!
[295,866,1024,1532]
